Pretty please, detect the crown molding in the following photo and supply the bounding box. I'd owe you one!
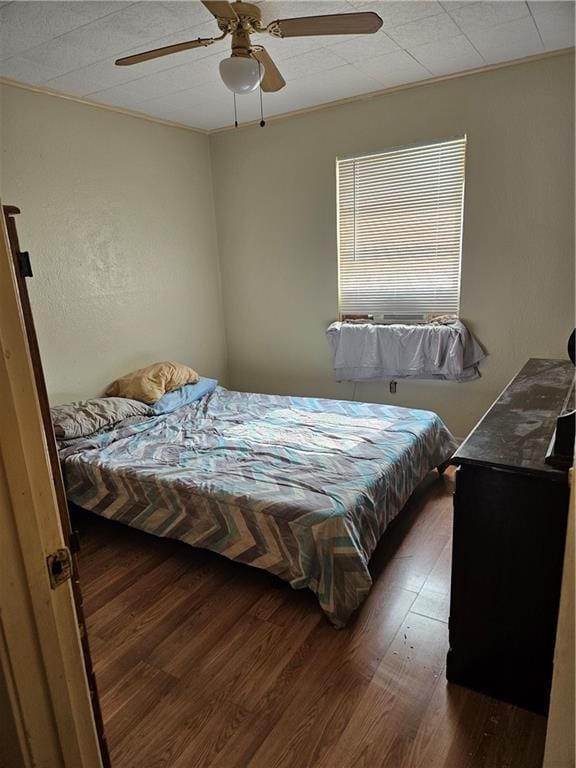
[210,47,575,136]
[1,47,573,137]
[0,77,209,135]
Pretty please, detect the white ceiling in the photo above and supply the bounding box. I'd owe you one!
[0,1,574,131]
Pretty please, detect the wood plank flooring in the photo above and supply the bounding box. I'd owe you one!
[76,470,547,768]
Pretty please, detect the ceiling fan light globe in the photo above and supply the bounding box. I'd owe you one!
[219,56,263,94]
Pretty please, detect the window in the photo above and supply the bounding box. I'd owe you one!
[337,136,466,321]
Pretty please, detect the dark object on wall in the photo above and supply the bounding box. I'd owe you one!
[568,328,575,365]
[447,358,572,715]
[545,331,575,469]
[545,388,575,471]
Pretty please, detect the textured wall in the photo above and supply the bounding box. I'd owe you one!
[1,54,574,437]
[210,53,575,437]
[0,85,227,404]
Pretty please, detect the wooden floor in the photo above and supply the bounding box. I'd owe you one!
[77,470,547,768]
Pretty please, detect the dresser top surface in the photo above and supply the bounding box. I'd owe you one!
[453,358,574,479]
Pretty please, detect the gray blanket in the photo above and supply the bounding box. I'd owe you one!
[326,319,486,382]
[59,389,456,626]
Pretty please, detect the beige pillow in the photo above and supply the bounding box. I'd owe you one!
[105,361,199,404]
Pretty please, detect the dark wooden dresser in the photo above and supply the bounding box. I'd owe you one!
[447,358,573,714]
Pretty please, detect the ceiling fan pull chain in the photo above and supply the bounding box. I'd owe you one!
[233,91,238,128]
[258,60,265,128]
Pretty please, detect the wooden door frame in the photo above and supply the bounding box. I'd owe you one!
[0,203,103,768]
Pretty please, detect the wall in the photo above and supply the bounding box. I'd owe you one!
[1,54,573,434]
[0,84,227,404]
[210,53,575,437]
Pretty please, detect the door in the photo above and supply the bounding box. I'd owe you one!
[0,204,109,767]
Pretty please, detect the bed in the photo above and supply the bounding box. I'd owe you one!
[59,388,456,627]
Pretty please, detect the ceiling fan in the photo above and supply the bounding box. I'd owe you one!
[115,1,383,96]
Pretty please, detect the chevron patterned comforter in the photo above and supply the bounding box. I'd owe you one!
[60,388,456,627]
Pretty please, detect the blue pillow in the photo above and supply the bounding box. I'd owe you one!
[150,377,218,415]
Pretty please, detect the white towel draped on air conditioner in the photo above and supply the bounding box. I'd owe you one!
[326,320,486,382]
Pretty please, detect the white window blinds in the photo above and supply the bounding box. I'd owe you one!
[337,136,466,319]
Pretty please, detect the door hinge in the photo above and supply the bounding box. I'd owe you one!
[47,547,73,589]
[17,251,33,278]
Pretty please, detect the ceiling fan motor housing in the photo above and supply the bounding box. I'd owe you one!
[231,2,262,24]
[219,2,262,35]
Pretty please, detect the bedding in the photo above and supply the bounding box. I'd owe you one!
[150,377,219,415]
[50,397,152,439]
[59,388,456,627]
[105,361,199,404]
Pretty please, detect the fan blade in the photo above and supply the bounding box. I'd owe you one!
[268,11,382,38]
[251,47,286,92]
[115,37,217,66]
[202,1,238,21]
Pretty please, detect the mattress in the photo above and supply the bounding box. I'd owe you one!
[60,388,456,627]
